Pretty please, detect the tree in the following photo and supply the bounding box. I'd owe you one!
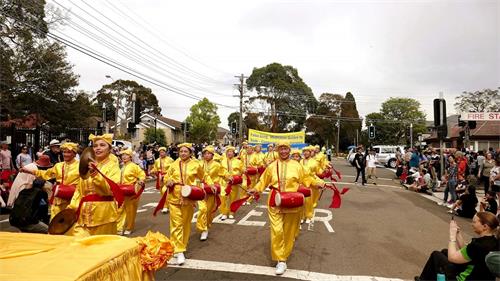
[454,88,500,112]
[246,63,317,132]
[95,80,161,132]
[365,98,426,145]
[305,93,343,147]
[143,128,166,146]
[186,98,221,143]
[227,112,240,129]
[339,92,362,149]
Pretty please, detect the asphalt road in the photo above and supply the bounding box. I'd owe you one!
[0,158,478,280]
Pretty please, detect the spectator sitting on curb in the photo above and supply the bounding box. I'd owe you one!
[9,178,49,233]
[480,191,498,215]
[448,185,478,219]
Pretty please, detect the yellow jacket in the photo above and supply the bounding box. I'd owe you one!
[242,153,261,169]
[221,157,244,179]
[314,152,328,171]
[202,159,226,185]
[164,158,210,205]
[120,161,146,184]
[300,158,322,187]
[151,156,174,174]
[254,152,265,166]
[264,151,278,165]
[36,159,80,205]
[69,155,120,227]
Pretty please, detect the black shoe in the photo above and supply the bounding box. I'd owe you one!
[414,276,421,281]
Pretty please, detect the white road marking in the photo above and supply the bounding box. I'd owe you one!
[341,175,394,181]
[237,209,266,227]
[136,209,148,213]
[335,181,402,189]
[168,258,404,281]
[0,219,9,224]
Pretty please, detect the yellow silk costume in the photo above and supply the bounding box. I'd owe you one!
[264,151,278,166]
[117,161,146,233]
[314,152,329,172]
[220,156,244,216]
[151,156,173,209]
[242,152,261,192]
[68,155,121,237]
[300,157,323,220]
[35,159,80,220]
[254,159,323,262]
[196,159,225,233]
[163,158,209,253]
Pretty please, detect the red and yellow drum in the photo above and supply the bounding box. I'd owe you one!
[257,166,266,175]
[118,184,136,196]
[203,183,221,195]
[246,167,258,175]
[317,168,333,179]
[181,185,206,200]
[274,192,304,208]
[297,185,311,197]
[230,175,243,185]
[54,184,76,200]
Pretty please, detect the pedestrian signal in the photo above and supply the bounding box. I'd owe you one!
[368,126,375,140]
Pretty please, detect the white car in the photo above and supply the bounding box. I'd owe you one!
[112,140,133,149]
[372,145,405,168]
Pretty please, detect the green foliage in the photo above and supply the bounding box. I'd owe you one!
[339,92,362,149]
[143,127,166,146]
[246,63,317,132]
[454,88,499,112]
[227,111,240,128]
[365,97,426,145]
[186,98,221,143]
[305,93,342,146]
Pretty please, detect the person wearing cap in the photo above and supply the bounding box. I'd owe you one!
[116,148,146,235]
[220,145,244,220]
[238,141,249,160]
[249,141,325,275]
[264,143,278,166]
[291,149,302,162]
[151,147,174,214]
[43,139,63,165]
[301,145,322,224]
[161,143,211,265]
[22,142,80,220]
[196,145,225,241]
[242,145,260,200]
[67,134,121,237]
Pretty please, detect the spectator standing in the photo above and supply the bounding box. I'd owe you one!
[439,155,458,207]
[43,139,63,165]
[0,141,15,171]
[490,155,500,214]
[15,146,33,169]
[366,149,377,185]
[354,147,366,186]
[409,148,420,169]
[326,147,332,162]
[479,152,495,193]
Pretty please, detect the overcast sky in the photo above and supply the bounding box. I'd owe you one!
[48,0,499,129]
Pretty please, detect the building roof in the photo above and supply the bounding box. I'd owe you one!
[425,114,499,141]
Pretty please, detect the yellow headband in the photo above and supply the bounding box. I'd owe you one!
[121,148,133,156]
[177,143,193,150]
[203,145,215,154]
[291,149,301,155]
[276,140,291,148]
[158,147,167,152]
[60,142,78,153]
[88,134,113,145]
[242,141,248,145]
[225,146,236,152]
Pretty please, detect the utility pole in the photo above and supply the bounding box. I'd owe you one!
[234,74,248,146]
[336,107,342,156]
[410,122,413,148]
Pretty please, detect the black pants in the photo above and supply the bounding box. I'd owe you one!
[355,167,366,184]
[419,249,466,280]
[481,175,490,193]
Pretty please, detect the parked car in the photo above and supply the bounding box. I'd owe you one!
[112,140,133,149]
[372,145,405,168]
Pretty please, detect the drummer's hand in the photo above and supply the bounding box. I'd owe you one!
[318,183,327,190]
[247,188,257,195]
[88,162,97,176]
[138,180,145,186]
[166,179,174,187]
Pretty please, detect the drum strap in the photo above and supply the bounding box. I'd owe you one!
[91,164,124,208]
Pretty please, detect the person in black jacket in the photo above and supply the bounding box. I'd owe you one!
[9,178,49,233]
[354,147,367,186]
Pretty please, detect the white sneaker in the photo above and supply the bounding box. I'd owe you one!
[220,215,227,221]
[275,261,287,275]
[162,208,169,214]
[437,202,446,206]
[200,231,208,241]
[229,214,234,219]
[305,219,311,224]
[447,209,454,214]
[117,230,124,236]
[300,219,304,224]
[124,230,132,235]
[176,252,186,265]
[167,255,178,265]
[447,204,454,209]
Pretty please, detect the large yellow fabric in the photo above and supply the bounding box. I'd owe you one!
[0,232,152,281]
[254,159,324,262]
[36,159,80,219]
[220,156,244,215]
[68,155,120,234]
[196,159,226,232]
[117,162,146,232]
[163,158,208,253]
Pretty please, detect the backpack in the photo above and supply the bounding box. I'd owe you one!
[9,186,47,227]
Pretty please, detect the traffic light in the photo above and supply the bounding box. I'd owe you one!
[433,99,447,127]
[468,121,476,129]
[133,99,141,124]
[127,122,136,133]
[368,125,375,140]
[231,122,237,134]
[458,116,466,127]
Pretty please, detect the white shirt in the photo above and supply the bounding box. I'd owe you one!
[366,154,377,168]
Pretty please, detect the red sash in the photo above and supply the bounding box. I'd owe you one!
[90,163,124,207]
[75,194,114,218]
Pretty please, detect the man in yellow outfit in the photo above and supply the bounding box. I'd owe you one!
[163,143,210,265]
[196,145,225,241]
[220,146,244,220]
[291,149,302,162]
[301,146,323,224]
[23,142,80,220]
[68,134,121,237]
[264,143,278,166]
[151,147,173,214]
[117,148,146,235]
[249,141,325,275]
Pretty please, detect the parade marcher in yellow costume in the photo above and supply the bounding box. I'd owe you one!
[254,144,265,168]
[68,134,121,237]
[249,141,325,275]
[22,142,80,220]
[196,145,225,241]
[301,146,323,224]
[264,143,278,166]
[161,143,210,265]
[238,141,248,160]
[151,147,174,214]
[291,149,302,162]
[116,148,146,235]
[314,145,330,172]
[220,146,244,220]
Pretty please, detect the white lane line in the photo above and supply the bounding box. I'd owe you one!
[341,175,395,181]
[334,181,402,189]
[0,219,9,224]
[168,258,404,281]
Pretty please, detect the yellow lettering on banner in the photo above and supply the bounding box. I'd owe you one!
[248,129,305,144]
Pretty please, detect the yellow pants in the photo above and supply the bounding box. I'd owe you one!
[117,196,139,232]
[160,185,169,209]
[196,195,217,232]
[304,187,321,220]
[228,184,242,215]
[71,222,117,237]
[169,203,195,253]
[50,199,70,221]
[268,209,301,261]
